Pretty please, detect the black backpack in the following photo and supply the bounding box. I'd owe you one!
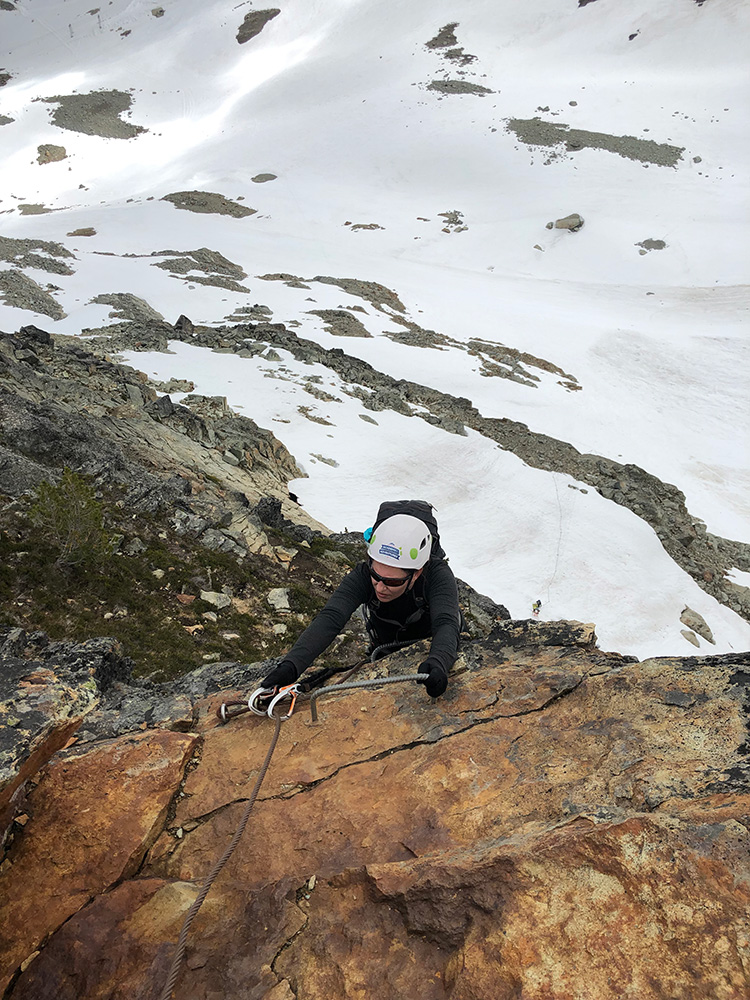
[372,499,446,561]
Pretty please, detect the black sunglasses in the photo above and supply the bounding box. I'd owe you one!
[369,563,414,588]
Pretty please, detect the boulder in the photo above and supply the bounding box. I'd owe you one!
[267,587,291,612]
[681,628,700,647]
[546,213,584,231]
[36,144,66,165]
[680,605,715,644]
[199,590,232,610]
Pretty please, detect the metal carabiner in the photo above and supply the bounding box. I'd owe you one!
[267,683,301,720]
[247,686,276,716]
[217,698,254,723]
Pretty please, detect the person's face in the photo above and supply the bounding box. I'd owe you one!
[369,560,421,602]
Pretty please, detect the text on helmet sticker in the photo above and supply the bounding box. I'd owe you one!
[378,543,401,560]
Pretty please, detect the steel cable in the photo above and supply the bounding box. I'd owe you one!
[157,666,428,997]
[369,638,421,660]
[157,713,283,1000]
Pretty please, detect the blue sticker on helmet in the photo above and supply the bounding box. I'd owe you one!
[378,543,401,560]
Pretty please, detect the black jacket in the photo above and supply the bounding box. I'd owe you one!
[281,558,461,680]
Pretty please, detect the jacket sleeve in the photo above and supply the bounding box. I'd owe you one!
[424,560,462,674]
[281,562,370,679]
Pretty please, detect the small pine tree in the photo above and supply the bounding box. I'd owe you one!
[29,468,114,568]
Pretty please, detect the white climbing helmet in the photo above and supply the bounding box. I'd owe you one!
[366,514,432,570]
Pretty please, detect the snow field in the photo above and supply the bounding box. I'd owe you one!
[1,0,748,657]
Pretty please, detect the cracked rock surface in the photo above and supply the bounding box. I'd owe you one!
[2,629,748,998]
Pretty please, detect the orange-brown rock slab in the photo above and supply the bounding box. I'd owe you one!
[175,658,585,825]
[274,868,449,1000]
[5,646,750,999]
[151,655,747,897]
[153,714,528,889]
[0,730,196,991]
[263,981,297,1000]
[439,815,750,1000]
[11,879,173,1000]
[12,808,749,1000]
[271,813,749,1000]
[11,877,303,1000]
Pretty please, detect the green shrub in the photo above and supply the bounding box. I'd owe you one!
[29,468,114,568]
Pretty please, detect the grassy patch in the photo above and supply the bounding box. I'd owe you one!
[1,490,366,682]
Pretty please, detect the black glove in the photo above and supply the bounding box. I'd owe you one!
[417,658,448,698]
[262,659,298,689]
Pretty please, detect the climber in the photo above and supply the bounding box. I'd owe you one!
[261,504,462,698]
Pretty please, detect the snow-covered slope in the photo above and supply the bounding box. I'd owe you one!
[1,0,748,658]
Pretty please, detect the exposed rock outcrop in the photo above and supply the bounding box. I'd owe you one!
[161,191,257,218]
[0,325,313,539]
[0,237,75,277]
[42,90,147,139]
[506,118,684,167]
[0,630,132,845]
[0,271,66,319]
[307,309,372,338]
[236,8,281,45]
[428,80,493,96]
[1,628,748,998]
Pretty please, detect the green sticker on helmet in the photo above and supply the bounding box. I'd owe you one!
[410,547,418,560]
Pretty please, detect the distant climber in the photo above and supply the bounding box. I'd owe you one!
[261,501,462,697]
[532,599,542,617]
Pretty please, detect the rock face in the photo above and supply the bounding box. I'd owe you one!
[0,629,133,845]
[0,325,319,546]
[1,626,748,999]
[0,730,196,991]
